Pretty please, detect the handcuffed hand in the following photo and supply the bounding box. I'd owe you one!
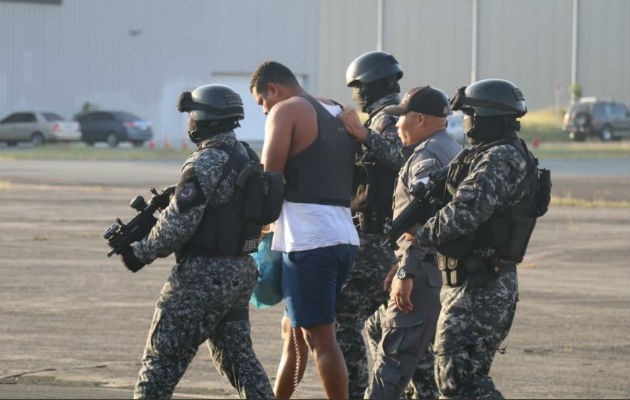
[338,107,369,142]
[391,274,414,313]
[120,245,145,273]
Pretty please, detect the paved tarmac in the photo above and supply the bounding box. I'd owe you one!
[0,157,628,399]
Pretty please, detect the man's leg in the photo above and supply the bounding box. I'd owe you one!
[435,272,518,400]
[364,305,385,360]
[206,312,274,399]
[337,235,395,398]
[406,345,439,399]
[366,270,441,400]
[365,319,434,399]
[302,323,349,399]
[274,315,309,400]
[134,306,199,399]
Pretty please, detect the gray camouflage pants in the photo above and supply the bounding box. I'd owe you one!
[336,233,396,399]
[133,256,274,399]
[434,271,518,400]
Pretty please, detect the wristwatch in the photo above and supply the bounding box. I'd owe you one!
[396,268,415,280]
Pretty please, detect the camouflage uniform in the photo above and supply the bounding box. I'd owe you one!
[132,131,274,399]
[336,94,402,399]
[366,130,460,400]
[416,141,531,399]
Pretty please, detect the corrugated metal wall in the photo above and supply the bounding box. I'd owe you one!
[1,0,628,140]
[577,0,630,104]
[317,0,630,111]
[0,0,319,141]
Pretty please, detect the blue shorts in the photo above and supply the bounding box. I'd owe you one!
[282,244,358,327]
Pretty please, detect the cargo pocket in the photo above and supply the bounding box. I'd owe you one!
[426,266,443,288]
[149,307,199,359]
[381,313,426,359]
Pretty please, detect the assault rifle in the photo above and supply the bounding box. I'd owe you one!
[103,186,175,257]
[382,167,448,250]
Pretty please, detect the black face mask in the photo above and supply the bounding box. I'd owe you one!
[188,118,240,144]
[465,115,519,145]
[352,77,400,113]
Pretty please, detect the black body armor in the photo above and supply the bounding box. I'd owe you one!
[177,141,283,260]
[351,107,398,235]
[439,137,550,269]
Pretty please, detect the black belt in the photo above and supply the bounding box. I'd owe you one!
[490,262,517,274]
[423,253,436,263]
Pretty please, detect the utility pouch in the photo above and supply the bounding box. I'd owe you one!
[437,253,465,287]
[462,254,492,288]
[535,168,552,217]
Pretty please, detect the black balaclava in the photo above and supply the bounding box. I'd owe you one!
[353,76,400,113]
[464,114,520,145]
[188,118,240,144]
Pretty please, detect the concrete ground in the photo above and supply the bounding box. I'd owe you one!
[0,159,628,399]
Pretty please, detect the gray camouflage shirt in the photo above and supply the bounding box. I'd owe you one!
[416,142,530,249]
[133,131,243,264]
[362,94,404,170]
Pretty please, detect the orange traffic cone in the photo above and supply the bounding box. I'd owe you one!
[532,135,540,148]
[164,134,171,150]
[148,140,156,149]
[182,136,189,150]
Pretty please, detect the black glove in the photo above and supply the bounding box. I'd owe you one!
[120,246,145,273]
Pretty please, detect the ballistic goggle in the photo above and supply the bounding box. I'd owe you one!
[450,86,526,116]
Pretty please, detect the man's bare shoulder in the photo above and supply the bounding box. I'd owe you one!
[270,96,313,117]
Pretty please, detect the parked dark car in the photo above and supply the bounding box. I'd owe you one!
[562,98,630,141]
[0,111,81,146]
[76,111,153,147]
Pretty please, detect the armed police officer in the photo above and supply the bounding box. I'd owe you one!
[335,50,406,399]
[413,79,549,399]
[119,84,274,399]
[340,85,461,399]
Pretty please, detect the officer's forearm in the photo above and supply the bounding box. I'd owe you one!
[134,205,204,263]
[365,130,404,169]
[416,199,492,247]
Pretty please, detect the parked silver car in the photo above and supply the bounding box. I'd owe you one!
[0,111,81,146]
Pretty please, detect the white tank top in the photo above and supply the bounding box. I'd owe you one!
[271,101,359,252]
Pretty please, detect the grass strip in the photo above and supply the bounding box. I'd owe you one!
[550,196,629,208]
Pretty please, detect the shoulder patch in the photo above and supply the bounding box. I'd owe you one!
[487,144,527,171]
[453,183,477,203]
[175,168,206,212]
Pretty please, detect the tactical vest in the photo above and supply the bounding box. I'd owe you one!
[351,107,398,234]
[177,141,284,260]
[284,95,356,207]
[440,136,549,264]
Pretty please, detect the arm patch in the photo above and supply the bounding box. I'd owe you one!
[453,183,477,203]
[175,168,206,212]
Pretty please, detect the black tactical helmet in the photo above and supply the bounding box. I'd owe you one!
[345,51,403,87]
[177,84,244,121]
[451,79,527,117]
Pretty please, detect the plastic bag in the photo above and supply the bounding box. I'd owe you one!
[250,232,283,309]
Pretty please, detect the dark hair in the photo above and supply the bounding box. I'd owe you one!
[249,61,299,93]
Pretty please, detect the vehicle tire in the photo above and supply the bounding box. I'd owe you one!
[85,141,95,147]
[106,133,119,148]
[132,140,144,148]
[31,132,45,147]
[569,131,586,142]
[600,125,614,142]
[6,141,18,147]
